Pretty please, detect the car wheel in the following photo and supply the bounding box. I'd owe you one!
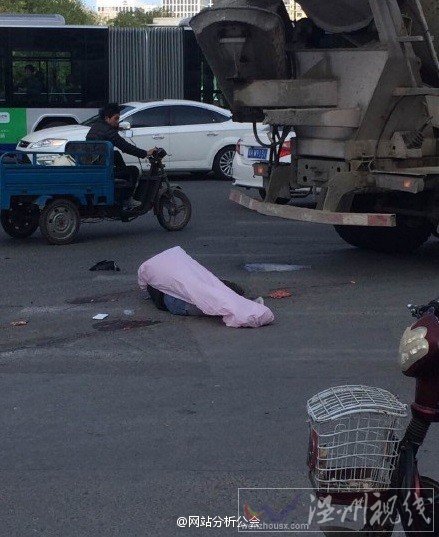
[213,146,235,181]
[39,199,80,245]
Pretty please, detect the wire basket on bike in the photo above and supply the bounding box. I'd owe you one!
[307,385,407,494]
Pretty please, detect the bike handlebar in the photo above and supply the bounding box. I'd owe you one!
[148,147,167,163]
[408,300,439,319]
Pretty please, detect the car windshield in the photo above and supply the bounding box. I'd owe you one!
[81,106,135,126]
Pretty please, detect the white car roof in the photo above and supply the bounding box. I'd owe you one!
[122,100,232,116]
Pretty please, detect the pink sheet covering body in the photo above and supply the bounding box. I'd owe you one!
[138,246,274,328]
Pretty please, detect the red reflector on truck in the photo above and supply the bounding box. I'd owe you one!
[374,173,425,194]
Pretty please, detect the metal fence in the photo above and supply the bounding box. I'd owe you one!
[109,26,185,103]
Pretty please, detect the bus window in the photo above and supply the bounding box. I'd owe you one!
[12,59,46,106]
[0,33,6,104]
[0,57,5,104]
[83,29,108,107]
[12,51,82,107]
[8,27,108,108]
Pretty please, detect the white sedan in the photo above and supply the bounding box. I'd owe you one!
[17,100,260,180]
[232,133,311,202]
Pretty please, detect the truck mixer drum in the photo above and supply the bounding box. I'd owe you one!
[298,0,373,33]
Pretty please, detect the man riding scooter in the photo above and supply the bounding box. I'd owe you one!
[86,103,156,209]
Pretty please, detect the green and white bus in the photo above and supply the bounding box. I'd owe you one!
[0,14,217,153]
[0,15,108,152]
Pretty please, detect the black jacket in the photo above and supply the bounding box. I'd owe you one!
[86,118,148,159]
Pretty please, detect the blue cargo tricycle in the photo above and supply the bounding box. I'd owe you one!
[0,141,191,245]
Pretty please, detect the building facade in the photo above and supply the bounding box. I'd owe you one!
[284,1,305,20]
[162,1,304,21]
[97,0,157,20]
[162,0,211,19]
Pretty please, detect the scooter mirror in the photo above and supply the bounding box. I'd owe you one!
[120,124,133,139]
[119,122,133,138]
[119,121,131,130]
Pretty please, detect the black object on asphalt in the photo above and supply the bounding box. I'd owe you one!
[89,260,120,272]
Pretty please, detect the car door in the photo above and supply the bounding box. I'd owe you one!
[169,105,231,171]
[122,105,171,166]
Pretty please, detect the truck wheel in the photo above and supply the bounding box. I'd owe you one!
[334,216,431,253]
[334,194,431,253]
[1,206,39,238]
[213,146,235,180]
[156,189,191,231]
[39,199,80,245]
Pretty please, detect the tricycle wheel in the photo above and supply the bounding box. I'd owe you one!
[1,206,40,238]
[39,199,80,245]
[156,189,191,231]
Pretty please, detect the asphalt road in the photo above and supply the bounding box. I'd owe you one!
[0,180,438,536]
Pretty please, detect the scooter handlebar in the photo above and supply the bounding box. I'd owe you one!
[148,147,167,162]
[408,300,439,319]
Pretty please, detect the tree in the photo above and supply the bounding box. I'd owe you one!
[0,0,98,25]
[111,8,169,28]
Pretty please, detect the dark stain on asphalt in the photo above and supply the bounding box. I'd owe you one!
[0,319,160,353]
[0,331,96,354]
[92,319,160,332]
[67,290,133,305]
[177,408,197,415]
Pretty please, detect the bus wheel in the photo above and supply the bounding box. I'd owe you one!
[39,199,80,245]
[1,205,40,238]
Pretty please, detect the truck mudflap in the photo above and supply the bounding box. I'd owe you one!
[229,189,396,227]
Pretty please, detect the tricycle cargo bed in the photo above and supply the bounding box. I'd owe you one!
[0,142,115,209]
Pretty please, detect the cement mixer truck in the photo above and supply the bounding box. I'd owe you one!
[191,0,439,253]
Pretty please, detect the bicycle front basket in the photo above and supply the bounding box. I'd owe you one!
[307,385,407,493]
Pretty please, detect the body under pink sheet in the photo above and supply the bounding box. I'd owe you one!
[138,246,274,328]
